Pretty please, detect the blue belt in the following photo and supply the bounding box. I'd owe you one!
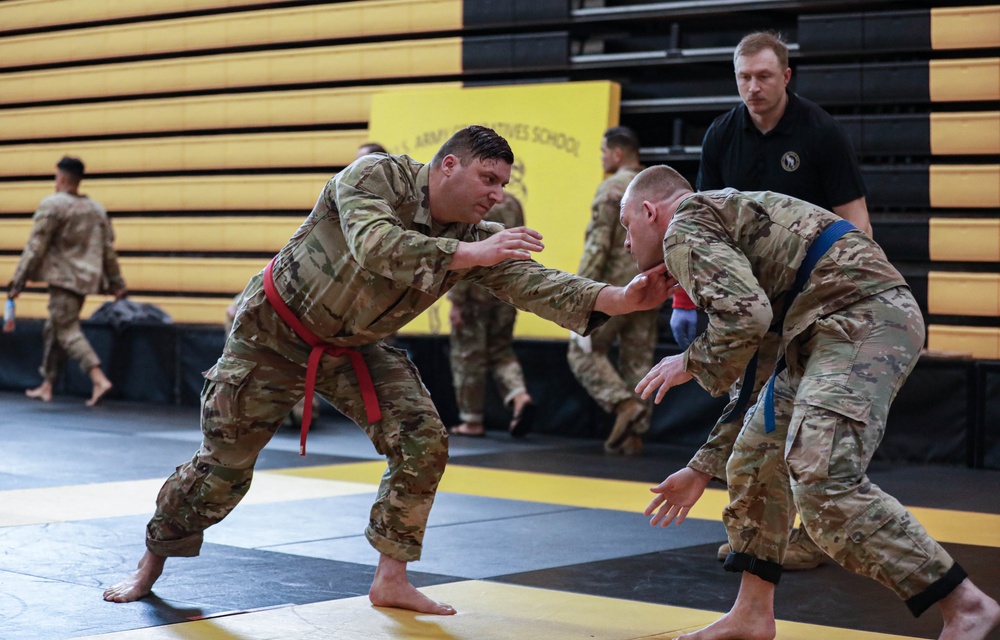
[719,219,857,433]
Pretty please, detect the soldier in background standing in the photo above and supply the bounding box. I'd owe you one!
[447,192,535,438]
[7,156,126,406]
[568,126,658,455]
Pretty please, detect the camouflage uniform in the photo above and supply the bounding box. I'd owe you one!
[447,194,527,423]
[673,189,962,616]
[568,166,657,430]
[10,191,124,381]
[146,155,607,563]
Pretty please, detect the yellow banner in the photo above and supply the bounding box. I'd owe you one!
[369,81,620,338]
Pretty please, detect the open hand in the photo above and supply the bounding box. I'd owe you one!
[644,467,712,527]
[635,354,692,404]
[451,226,544,270]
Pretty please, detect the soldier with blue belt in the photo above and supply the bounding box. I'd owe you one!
[621,165,1000,640]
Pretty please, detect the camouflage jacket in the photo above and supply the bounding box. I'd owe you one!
[446,192,525,306]
[268,154,607,347]
[577,165,642,286]
[11,191,125,297]
[666,189,908,479]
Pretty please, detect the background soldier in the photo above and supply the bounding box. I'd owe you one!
[568,126,658,455]
[7,156,126,406]
[623,165,999,640]
[447,192,535,438]
[103,126,674,615]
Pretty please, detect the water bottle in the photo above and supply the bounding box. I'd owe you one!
[3,299,14,333]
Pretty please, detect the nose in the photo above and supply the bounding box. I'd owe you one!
[491,187,504,203]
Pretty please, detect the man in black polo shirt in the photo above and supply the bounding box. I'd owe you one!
[673,31,874,572]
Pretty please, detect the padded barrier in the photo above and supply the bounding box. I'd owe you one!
[871,216,930,263]
[863,165,1000,210]
[0,0,273,33]
[797,58,999,105]
[0,256,267,295]
[929,325,1000,359]
[930,219,1000,262]
[0,83,460,141]
[0,130,367,176]
[837,112,999,156]
[462,32,569,73]
[799,6,999,53]
[928,272,1000,317]
[0,0,461,69]
[463,0,569,27]
[8,291,233,325]
[0,216,301,252]
[0,174,330,214]
[0,38,463,106]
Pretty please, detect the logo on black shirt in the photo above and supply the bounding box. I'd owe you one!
[781,152,800,172]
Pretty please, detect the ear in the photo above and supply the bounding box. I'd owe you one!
[782,66,792,87]
[642,200,657,222]
[440,154,459,176]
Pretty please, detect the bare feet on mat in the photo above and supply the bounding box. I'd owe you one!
[676,611,775,640]
[103,551,165,603]
[25,381,53,402]
[938,579,1000,640]
[86,368,113,407]
[369,555,455,615]
[449,422,485,437]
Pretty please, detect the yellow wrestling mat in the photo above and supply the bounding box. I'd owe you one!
[275,461,1000,549]
[75,580,926,640]
[0,473,374,527]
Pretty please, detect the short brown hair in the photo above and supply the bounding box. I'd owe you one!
[734,31,789,69]
[625,165,693,205]
[431,125,514,168]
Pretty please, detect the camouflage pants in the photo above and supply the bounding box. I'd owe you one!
[567,308,657,430]
[146,278,447,563]
[39,286,100,381]
[449,298,525,423]
[724,287,955,603]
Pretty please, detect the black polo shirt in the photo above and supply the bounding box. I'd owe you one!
[696,92,866,211]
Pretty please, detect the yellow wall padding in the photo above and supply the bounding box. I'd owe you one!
[0,0,461,69]
[929,58,1000,102]
[928,272,1000,316]
[930,165,1000,208]
[0,175,331,214]
[928,325,1000,359]
[0,130,367,176]
[0,0,272,33]
[931,6,1000,50]
[10,291,231,325]
[0,38,462,106]
[0,255,265,293]
[0,82,459,141]
[0,216,301,253]
[931,112,1000,155]
[930,218,1000,262]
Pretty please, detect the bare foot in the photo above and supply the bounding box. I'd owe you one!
[449,422,485,437]
[369,555,455,615]
[86,372,113,407]
[25,382,53,402]
[677,610,775,640]
[938,579,1000,640]
[103,551,165,603]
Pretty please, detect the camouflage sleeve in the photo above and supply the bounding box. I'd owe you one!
[333,158,457,294]
[688,410,742,482]
[446,279,472,304]
[665,224,773,397]
[100,214,125,293]
[10,203,60,290]
[576,187,615,281]
[461,258,606,335]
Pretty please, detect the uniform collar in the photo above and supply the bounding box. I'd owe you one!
[413,163,433,228]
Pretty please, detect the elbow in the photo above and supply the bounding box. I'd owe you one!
[747,302,773,340]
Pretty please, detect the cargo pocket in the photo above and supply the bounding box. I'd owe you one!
[201,355,257,445]
[845,498,929,584]
[786,378,873,483]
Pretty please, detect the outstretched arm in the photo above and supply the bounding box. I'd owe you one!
[644,466,712,527]
[593,263,677,316]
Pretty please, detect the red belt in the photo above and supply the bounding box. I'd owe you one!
[262,257,382,455]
